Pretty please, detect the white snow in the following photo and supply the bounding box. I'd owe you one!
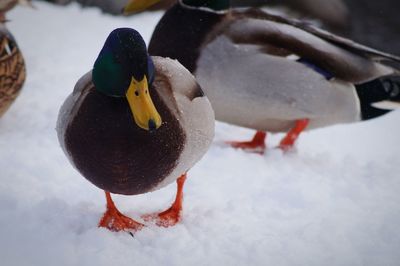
[1,2,400,266]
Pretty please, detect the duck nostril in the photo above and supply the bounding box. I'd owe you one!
[148,119,157,132]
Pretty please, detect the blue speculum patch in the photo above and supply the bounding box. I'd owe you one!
[297,58,334,80]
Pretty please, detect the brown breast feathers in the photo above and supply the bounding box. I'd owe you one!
[64,83,186,195]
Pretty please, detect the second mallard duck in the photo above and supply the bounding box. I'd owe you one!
[57,28,214,232]
[125,0,400,153]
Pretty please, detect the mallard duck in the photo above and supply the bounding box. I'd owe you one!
[124,0,400,153]
[57,28,214,232]
[0,23,25,118]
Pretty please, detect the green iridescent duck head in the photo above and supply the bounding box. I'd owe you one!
[92,28,161,131]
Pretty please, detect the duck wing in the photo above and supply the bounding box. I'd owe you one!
[196,35,360,130]
[219,8,400,83]
[234,8,400,61]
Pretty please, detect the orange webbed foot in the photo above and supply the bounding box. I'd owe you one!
[226,131,266,154]
[278,119,309,151]
[98,192,144,233]
[142,174,186,228]
[142,206,182,228]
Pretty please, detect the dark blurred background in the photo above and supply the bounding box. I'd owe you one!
[344,0,400,57]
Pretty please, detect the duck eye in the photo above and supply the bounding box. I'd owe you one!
[135,91,139,96]
[145,90,148,94]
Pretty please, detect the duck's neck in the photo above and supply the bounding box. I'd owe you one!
[148,3,225,73]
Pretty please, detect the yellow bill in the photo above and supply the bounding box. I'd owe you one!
[126,76,162,131]
[123,0,162,14]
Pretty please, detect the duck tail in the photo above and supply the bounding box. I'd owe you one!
[355,75,400,120]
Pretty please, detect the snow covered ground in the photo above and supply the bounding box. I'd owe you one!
[1,2,400,266]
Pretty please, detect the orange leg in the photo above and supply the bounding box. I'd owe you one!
[226,131,267,154]
[143,174,187,227]
[98,191,144,233]
[279,119,309,151]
